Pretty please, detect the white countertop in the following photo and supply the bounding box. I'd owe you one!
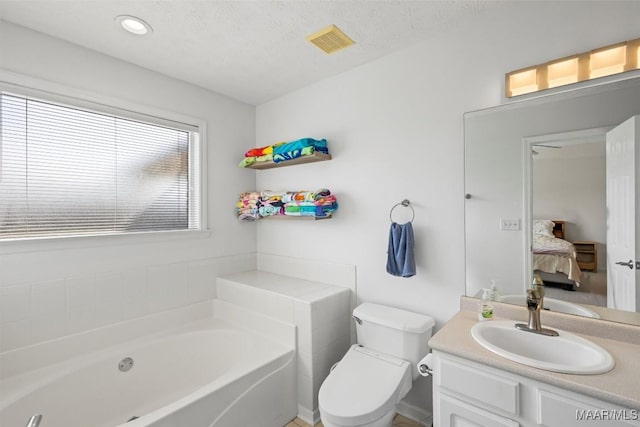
[429,308,640,410]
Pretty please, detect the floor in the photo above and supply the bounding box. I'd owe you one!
[285,414,424,427]
[545,270,607,307]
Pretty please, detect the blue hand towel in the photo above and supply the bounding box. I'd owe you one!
[386,222,416,278]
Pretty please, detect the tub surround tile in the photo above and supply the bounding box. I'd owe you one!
[187,259,218,303]
[31,313,66,343]
[0,253,256,353]
[95,271,124,304]
[1,301,214,380]
[219,270,349,303]
[121,267,149,321]
[312,333,350,383]
[0,319,32,352]
[31,280,66,317]
[277,295,296,322]
[0,285,31,323]
[257,253,356,293]
[297,373,315,414]
[213,299,296,348]
[218,268,353,427]
[147,263,184,313]
[1,302,297,427]
[66,306,96,335]
[65,275,96,308]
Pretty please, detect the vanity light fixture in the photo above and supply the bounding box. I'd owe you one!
[506,37,640,97]
[115,15,153,35]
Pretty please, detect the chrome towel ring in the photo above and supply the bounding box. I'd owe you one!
[389,199,415,223]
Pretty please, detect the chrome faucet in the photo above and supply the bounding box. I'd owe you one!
[515,275,559,336]
[26,414,43,427]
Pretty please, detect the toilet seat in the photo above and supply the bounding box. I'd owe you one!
[319,345,412,427]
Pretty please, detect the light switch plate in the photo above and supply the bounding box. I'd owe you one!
[500,219,520,231]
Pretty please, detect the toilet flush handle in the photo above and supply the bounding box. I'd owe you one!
[352,315,362,325]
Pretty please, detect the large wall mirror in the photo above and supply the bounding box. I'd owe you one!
[465,76,640,326]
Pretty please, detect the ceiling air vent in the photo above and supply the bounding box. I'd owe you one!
[306,24,355,54]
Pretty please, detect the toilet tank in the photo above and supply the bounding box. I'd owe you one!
[353,303,435,377]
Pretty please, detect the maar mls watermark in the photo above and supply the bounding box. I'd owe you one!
[576,409,639,421]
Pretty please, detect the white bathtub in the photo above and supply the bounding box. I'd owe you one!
[0,314,296,427]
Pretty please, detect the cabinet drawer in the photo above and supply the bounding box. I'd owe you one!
[538,389,640,427]
[439,358,520,416]
[439,393,520,427]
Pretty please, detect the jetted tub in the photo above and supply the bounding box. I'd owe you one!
[0,316,296,427]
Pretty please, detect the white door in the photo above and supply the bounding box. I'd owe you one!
[606,116,640,311]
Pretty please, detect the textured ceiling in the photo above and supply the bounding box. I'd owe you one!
[0,1,496,105]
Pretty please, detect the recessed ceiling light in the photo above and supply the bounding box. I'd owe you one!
[115,15,153,35]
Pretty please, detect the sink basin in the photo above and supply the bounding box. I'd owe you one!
[498,295,600,318]
[471,320,614,374]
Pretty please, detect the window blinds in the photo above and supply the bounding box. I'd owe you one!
[0,93,199,240]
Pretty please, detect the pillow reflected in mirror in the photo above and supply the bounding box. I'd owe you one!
[532,219,555,237]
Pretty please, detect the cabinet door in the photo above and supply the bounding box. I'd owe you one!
[439,393,520,427]
[538,389,640,427]
[439,357,520,416]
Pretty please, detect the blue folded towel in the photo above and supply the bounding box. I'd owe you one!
[386,222,416,278]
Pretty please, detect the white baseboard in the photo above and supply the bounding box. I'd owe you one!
[397,401,433,427]
[297,405,321,426]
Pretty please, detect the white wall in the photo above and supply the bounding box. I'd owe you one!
[3,0,640,419]
[0,21,257,351]
[255,1,640,415]
[533,145,607,270]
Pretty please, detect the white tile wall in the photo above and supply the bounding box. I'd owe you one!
[257,253,357,292]
[217,256,356,426]
[1,285,31,324]
[0,253,256,353]
[213,299,296,348]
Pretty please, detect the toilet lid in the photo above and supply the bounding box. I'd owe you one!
[319,345,412,427]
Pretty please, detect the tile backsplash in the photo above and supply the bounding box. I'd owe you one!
[0,253,256,352]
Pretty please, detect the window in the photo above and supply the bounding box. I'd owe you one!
[0,90,202,240]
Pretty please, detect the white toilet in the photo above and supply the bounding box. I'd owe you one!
[318,303,435,427]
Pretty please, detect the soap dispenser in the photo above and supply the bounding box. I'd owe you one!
[489,280,500,301]
[478,288,494,321]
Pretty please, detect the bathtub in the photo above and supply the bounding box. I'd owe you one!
[0,313,296,427]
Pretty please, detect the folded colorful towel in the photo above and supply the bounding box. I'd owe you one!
[272,138,327,155]
[244,142,285,158]
[283,211,318,217]
[237,189,337,220]
[240,138,328,166]
[239,154,274,168]
[282,191,317,203]
[259,205,284,217]
[272,146,315,164]
[260,190,287,199]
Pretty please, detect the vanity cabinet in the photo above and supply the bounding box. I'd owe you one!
[432,351,640,427]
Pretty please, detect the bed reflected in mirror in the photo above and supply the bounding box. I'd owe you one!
[530,136,607,313]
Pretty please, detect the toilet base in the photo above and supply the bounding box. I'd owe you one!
[320,407,396,427]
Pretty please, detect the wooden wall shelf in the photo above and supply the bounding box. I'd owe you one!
[245,152,331,170]
[262,214,332,221]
